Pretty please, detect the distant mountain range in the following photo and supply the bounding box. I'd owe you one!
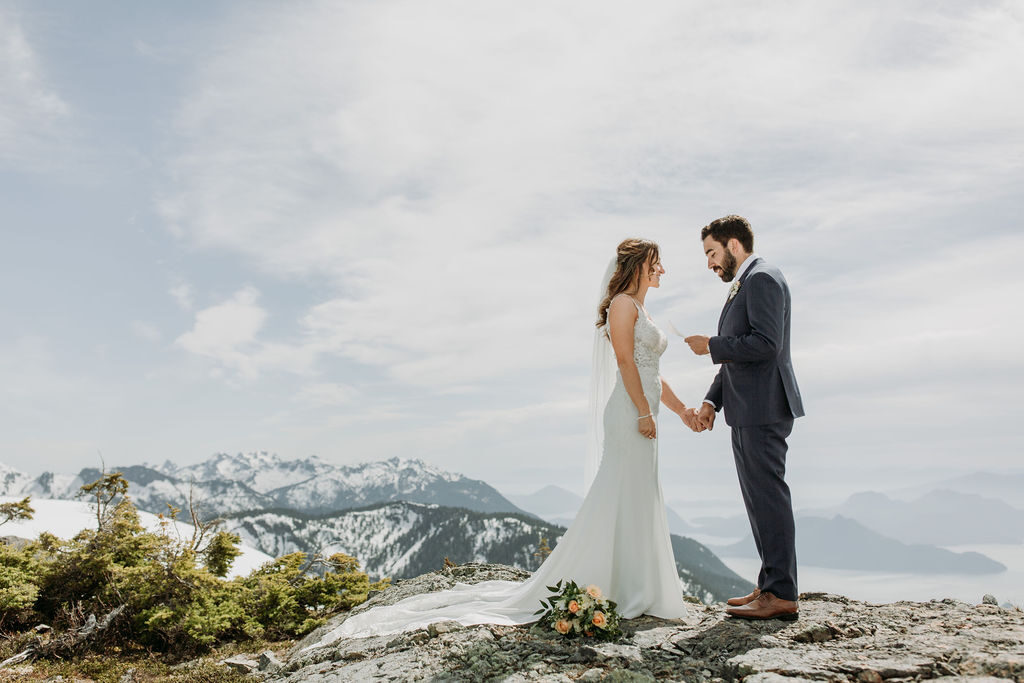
[0,453,748,604]
[712,515,1007,575]
[9,453,1007,585]
[803,490,1024,545]
[1,452,532,519]
[889,471,1024,510]
[692,486,1024,550]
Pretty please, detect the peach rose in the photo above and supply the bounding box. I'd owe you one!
[592,611,607,628]
[568,600,580,614]
[555,619,571,635]
[586,584,603,599]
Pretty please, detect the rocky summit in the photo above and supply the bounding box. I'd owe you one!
[268,563,1024,682]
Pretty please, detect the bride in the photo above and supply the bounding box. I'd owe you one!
[312,238,702,644]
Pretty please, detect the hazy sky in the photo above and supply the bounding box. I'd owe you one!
[2,1,1022,514]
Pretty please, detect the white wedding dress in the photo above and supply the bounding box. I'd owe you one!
[311,297,685,646]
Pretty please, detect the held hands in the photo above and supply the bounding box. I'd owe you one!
[683,335,710,356]
[696,402,716,431]
[680,408,705,433]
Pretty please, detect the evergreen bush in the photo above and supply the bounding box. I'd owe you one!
[0,475,389,660]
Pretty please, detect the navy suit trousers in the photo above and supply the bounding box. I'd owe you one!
[731,419,798,602]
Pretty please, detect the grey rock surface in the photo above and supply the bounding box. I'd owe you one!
[258,650,284,673]
[221,655,259,674]
[269,565,1024,682]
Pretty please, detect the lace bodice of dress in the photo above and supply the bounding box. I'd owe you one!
[632,307,667,372]
[612,295,667,374]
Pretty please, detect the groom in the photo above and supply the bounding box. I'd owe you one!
[684,215,804,621]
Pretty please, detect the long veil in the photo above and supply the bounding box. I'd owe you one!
[585,258,618,494]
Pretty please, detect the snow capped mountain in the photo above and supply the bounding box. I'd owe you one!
[0,453,531,519]
[72,465,274,517]
[158,451,331,494]
[265,456,526,515]
[225,501,554,581]
[157,452,469,499]
[22,470,81,499]
[0,462,35,496]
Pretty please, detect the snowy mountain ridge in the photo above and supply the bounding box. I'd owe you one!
[224,500,548,581]
[0,453,529,519]
[154,451,466,496]
[0,462,34,497]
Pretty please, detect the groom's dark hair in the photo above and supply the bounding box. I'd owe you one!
[701,215,754,253]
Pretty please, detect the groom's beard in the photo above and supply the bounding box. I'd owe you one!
[716,250,738,282]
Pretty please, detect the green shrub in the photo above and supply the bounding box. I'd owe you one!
[0,543,39,631]
[0,474,389,659]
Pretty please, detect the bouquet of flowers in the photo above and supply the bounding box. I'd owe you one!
[534,579,622,641]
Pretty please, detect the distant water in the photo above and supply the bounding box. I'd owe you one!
[718,542,1023,608]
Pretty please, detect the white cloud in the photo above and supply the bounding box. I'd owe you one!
[0,8,69,168]
[175,287,268,378]
[174,287,325,380]
[151,1,1024,478]
[160,0,1024,382]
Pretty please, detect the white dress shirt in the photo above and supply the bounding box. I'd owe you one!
[733,252,759,282]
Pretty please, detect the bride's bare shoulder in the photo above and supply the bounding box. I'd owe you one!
[607,294,639,320]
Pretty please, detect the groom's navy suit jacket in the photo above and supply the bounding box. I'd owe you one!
[705,258,804,427]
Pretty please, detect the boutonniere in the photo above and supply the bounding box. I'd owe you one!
[728,280,742,301]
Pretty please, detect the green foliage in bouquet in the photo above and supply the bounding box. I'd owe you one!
[534,579,622,641]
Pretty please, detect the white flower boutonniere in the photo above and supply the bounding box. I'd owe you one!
[728,280,742,301]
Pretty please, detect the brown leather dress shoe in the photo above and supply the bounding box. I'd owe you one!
[725,591,798,621]
[726,587,761,606]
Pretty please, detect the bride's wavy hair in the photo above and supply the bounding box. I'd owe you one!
[596,239,661,328]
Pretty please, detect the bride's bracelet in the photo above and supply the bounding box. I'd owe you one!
[637,413,653,420]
